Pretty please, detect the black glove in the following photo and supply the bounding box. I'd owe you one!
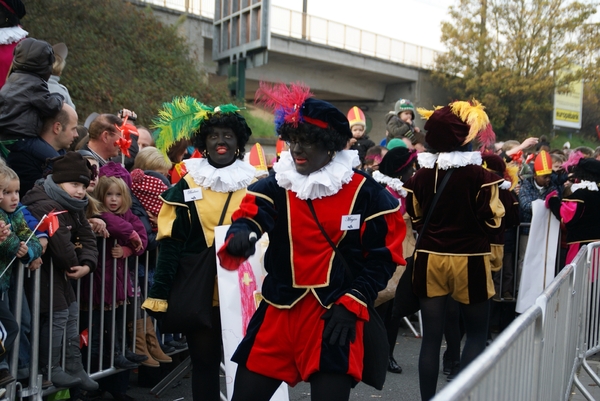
[226,230,258,258]
[321,304,357,346]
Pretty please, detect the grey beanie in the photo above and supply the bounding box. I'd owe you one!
[12,38,55,77]
[394,99,415,119]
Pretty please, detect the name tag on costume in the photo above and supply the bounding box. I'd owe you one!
[341,214,361,230]
[184,188,203,201]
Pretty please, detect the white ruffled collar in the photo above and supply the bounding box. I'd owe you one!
[273,150,359,200]
[372,170,407,197]
[417,151,482,170]
[0,26,27,45]
[183,158,256,192]
[571,180,599,193]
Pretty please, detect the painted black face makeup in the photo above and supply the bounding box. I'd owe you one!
[288,137,331,175]
[206,127,238,166]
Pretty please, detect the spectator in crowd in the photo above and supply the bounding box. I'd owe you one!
[143,99,256,401]
[7,102,78,197]
[0,0,26,89]
[0,165,42,387]
[385,98,426,151]
[132,146,171,181]
[218,83,405,401]
[347,106,374,165]
[82,174,149,370]
[136,126,154,149]
[0,37,63,156]
[404,100,505,400]
[593,146,600,161]
[22,152,98,390]
[517,150,558,282]
[363,145,387,175]
[80,114,123,167]
[47,43,75,109]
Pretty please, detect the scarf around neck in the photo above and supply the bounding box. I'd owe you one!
[43,175,89,212]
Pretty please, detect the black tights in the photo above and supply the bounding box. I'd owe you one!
[418,296,489,401]
[231,365,352,401]
[184,307,223,401]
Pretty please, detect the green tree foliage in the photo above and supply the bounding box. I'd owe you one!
[433,0,598,140]
[23,0,230,126]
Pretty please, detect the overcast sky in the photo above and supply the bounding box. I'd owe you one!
[271,0,456,52]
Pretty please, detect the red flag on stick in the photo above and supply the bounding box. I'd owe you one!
[38,210,67,237]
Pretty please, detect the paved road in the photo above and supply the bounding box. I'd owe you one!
[119,322,450,401]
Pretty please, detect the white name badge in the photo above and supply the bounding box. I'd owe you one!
[340,214,361,231]
[184,188,203,202]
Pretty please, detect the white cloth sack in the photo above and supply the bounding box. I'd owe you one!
[515,200,560,313]
[215,225,289,401]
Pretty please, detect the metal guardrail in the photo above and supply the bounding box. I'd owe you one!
[133,0,441,69]
[433,242,600,401]
[3,239,188,401]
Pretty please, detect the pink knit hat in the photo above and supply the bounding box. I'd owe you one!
[130,169,168,216]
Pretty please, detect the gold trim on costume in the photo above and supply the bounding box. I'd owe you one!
[248,190,275,205]
[365,203,401,222]
[263,289,310,309]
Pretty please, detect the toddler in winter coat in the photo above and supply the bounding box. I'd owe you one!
[0,38,63,144]
[0,165,42,386]
[80,175,149,370]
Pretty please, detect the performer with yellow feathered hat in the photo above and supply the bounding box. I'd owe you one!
[141,98,255,401]
[403,100,505,400]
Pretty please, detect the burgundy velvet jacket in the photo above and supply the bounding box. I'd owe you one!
[404,164,505,255]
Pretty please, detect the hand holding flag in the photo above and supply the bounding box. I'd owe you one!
[115,115,139,158]
[0,209,66,280]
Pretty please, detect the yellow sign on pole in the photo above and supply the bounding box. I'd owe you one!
[553,65,583,129]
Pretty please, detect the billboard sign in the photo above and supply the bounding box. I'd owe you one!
[553,65,583,130]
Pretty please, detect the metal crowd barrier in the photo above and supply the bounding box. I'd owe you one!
[432,241,600,401]
[2,238,189,401]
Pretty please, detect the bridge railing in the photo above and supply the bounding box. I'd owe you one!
[432,242,600,401]
[132,0,440,69]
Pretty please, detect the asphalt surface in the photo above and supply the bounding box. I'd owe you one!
[113,321,449,401]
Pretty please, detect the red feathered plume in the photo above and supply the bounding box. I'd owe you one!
[254,82,313,128]
[477,123,496,151]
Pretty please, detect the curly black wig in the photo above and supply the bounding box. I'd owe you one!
[572,158,600,183]
[278,122,348,153]
[194,113,252,160]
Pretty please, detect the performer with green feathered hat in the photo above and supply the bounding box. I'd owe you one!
[142,97,255,401]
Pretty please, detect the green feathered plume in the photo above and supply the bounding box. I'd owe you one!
[152,96,214,159]
[214,103,241,114]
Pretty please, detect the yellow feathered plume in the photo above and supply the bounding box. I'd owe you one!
[505,162,519,191]
[416,106,443,120]
[450,100,489,145]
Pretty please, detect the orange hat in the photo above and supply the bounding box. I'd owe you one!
[534,150,552,175]
[347,106,366,128]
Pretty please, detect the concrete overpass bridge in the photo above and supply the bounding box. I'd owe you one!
[129,0,448,138]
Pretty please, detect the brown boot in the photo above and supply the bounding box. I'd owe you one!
[144,317,172,363]
[132,320,159,368]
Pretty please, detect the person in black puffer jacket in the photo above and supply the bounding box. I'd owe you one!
[0,37,64,144]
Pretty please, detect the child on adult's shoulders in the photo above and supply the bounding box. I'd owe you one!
[385,98,426,152]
